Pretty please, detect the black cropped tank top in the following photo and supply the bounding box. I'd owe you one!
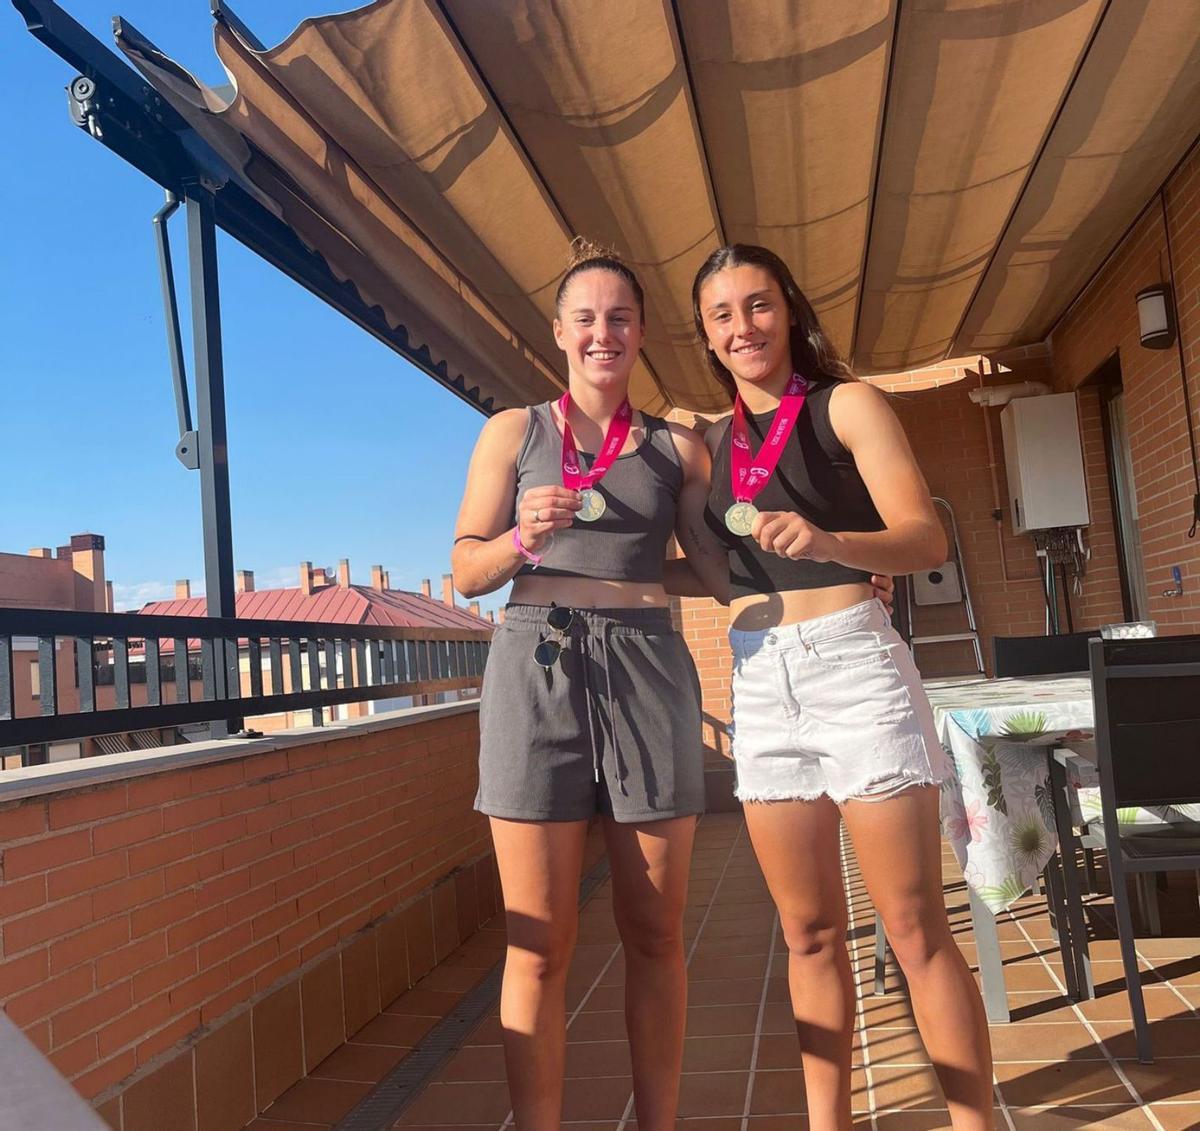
[704,378,884,599]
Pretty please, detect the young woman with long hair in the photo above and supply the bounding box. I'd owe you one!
[693,244,994,1131]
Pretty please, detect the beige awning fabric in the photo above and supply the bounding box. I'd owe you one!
[117,0,1200,412]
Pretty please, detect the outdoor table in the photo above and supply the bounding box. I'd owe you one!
[924,674,1095,1021]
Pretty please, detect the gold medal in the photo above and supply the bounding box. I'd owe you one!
[578,488,607,522]
[724,502,758,537]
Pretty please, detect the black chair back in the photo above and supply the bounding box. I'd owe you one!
[1090,635,1200,812]
[993,631,1098,677]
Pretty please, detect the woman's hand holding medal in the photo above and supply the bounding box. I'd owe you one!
[519,485,583,551]
[750,510,835,562]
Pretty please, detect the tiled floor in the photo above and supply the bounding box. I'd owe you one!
[244,813,1200,1130]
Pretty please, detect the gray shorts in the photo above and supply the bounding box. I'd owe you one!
[476,604,705,823]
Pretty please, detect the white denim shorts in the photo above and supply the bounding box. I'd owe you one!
[729,599,947,804]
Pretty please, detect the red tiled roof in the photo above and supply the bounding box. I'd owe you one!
[138,585,491,632]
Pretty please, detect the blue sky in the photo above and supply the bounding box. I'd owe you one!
[3,1,514,616]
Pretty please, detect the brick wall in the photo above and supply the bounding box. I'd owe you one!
[0,706,496,1128]
[1049,143,1200,632]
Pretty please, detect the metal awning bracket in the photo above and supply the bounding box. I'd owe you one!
[151,189,200,470]
[66,74,102,139]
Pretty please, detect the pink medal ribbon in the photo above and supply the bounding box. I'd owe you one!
[725,372,808,535]
[559,392,632,522]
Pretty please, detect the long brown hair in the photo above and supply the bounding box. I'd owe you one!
[691,244,854,401]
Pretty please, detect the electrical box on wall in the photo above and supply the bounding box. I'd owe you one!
[999,393,1090,535]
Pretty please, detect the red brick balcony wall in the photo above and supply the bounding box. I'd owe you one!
[0,705,496,1130]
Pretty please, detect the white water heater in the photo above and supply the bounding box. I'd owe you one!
[999,392,1090,534]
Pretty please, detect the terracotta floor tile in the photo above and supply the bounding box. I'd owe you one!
[1092,1019,1200,1059]
[856,1065,945,1111]
[462,1014,503,1045]
[685,1003,761,1037]
[384,988,463,1016]
[354,1013,435,1047]
[682,1033,755,1072]
[745,1117,811,1130]
[862,1027,930,1067]
[437,1043,508,1082]
[1077,986,1196,1024]
[690,936,772,958]
[1118,1056,1200,1103]
[676,1070,749,1117]
[261,1077,372,1124]
[688,954,771,981]
[564,1040,633,1079]
[1149,1102,1200,1130]
[993,1059,1135,1106]
[747,1068,807,1115]
[988,1020,1104,1063]
[558,1075,633,1121]
[566,1010,629,1042]
[310,1042,408,1082]
[759,1001,799,1034]
[394,1081,512,1124]
[753,1032,805,1071]
[1005,1106,1148,1128]
[869,1115,955,1130]
[244,1120,332,1130]
[859,996,918,1027]
[688,976,766,1006]
[576,984,625,1011]
[389,1126,504,1131]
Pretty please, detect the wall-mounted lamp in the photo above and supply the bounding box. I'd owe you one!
[1136,284,1175,349]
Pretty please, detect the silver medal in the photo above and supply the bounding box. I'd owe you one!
[577,488,607,522]
[724,502,758,537]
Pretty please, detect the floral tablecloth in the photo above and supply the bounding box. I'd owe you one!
[926,676,1095,913]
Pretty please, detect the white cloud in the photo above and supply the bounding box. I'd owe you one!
[111,580,177,609]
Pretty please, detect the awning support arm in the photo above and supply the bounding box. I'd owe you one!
[152,190,200,470]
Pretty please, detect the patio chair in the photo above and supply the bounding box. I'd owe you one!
[992,631,1098,677]
[1061,634,1200,1063]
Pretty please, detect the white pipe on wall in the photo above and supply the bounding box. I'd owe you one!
[967,381,1052,407]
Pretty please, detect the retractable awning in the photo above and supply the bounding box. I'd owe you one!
[52,1,1200,411]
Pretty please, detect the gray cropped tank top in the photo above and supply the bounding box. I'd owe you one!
[514,402,683,582]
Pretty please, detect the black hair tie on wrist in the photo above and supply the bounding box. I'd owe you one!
[453,534,489,545]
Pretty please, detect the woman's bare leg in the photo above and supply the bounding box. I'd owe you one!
[744,798,854,1131]
[490,817,589,1131]
[842,786,994,1130]
[603,815,697,1131]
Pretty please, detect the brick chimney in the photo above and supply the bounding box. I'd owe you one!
[106,581,114,613]
[236,569,255,594]
[370,565,385,592]
[382,570,391,590]
[486,610,495,623]
[175,579,191,600]
[442,573,455,607]
[420,578,432,598]
[496,606,506,624]
[70,533,107,613]
[299,561,314,596]
[338,559,352,587]
[469,600,481,618]
[27,547,52,558]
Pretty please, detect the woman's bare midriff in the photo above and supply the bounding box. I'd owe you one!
[730,581,875,631]
[509,575,669,610]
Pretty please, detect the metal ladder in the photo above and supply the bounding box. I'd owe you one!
[905,497,985,675]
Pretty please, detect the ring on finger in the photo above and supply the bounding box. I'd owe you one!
[533,509,541,523]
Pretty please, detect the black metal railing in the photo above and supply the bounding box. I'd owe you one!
[0,607,491,754]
